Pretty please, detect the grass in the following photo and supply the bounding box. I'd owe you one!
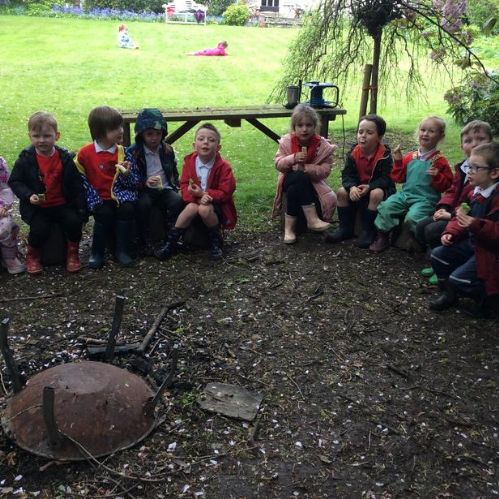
[0,16,490,227]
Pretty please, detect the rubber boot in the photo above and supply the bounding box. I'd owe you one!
[26,245,43,275]
[369,230,390,253]
[155,227,184,260]
[301,204,331,232]
[0,242,25,275]
[66,241,82,273]
[284,215,297,244]
[88,221,107,269]
[208,227,223,260]
[355,209,378,249]
[325,205,355,243]
[115,220,134,267]
[429,280,458,311]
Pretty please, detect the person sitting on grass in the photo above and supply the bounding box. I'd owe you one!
[117,24,139,50]
[325,114,395,249]
[369,115,453,253]
[75,106,140,269]
[127,108,183,256]
[429,142,499,318]
[155,123,236,260]
[415,120,492,285]
[271,104,336,245]
[9,111,86,275]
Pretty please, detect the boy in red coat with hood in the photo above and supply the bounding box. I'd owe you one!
[155,123,236,260]
[429,142,499,317]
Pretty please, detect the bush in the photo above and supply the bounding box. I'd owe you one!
[445,70,499,135]
[222,2,249,26]
[83,0,164,14]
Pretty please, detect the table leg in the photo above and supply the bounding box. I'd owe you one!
[246,118,281,143]
[320,118,329,139]
[166,121,199,144]
[123,123,132,147]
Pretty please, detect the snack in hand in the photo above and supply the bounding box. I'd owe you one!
[149,175,162,188]
[37,193,46,202]
[460,202,470,214]
[116,163,128,175]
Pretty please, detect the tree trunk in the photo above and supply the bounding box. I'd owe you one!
[369,31,382,114]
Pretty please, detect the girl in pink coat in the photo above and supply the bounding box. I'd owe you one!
[188,41,228,56]
[272,104,337,244]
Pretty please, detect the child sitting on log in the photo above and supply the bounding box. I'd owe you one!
[325,114,395,248]
[9,112,86,274]
[155,123,236,260]
[369,115,453,253]
[272,104,336,244]
[429,142,499,318]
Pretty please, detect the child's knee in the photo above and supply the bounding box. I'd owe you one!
[336,187,348,202]
[369,188,384,204]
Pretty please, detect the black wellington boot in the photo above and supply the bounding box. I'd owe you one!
[88,221,107,269]
[208,227,223,260]
[324,205,355,243]
[429,280,458,311]
[115,220,135,267]
[355,209,378,249]
[155,227,184,260]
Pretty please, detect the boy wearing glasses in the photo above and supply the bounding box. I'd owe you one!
[429,142,499,317]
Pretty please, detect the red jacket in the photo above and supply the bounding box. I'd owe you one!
[437,160,473,214]
[444,184,499,296]
[391,151,452,192]
[180,152,237,230]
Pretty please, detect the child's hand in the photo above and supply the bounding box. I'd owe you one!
[441,233,453,246]
[146,175,161,188]
[349,186,361,202]
[456,209,474,228]
[357,184,369,197]
[295,151,306,164]
[30,193,45,205]
[188,182,203,198]
[392,144,403,161]
[433,208,451,221]
[427,165,438,176]
[116,161,130,175]
[0,206,8,217]
[200,193,213,205]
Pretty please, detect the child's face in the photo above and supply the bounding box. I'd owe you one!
[103,125,124,147]
[193,128,220,161]
[418,119,443,151]
[294,118,315,145]
[29,124,60,156]
[357,119,381,155]
[468,152,498,188]
[142,129,162,151]
[461,129,490,158]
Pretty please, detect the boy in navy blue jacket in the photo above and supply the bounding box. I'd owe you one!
[127,109,183,255]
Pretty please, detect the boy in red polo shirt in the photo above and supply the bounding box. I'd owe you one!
[75,106,139,268]
[9,111,86,274]
[325,114,395,248]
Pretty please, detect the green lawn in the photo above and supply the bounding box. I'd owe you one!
[0,16,480,226]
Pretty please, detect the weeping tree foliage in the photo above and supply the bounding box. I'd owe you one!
[271,0,494,115]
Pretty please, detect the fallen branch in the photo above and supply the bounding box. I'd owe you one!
[0,293,62,303]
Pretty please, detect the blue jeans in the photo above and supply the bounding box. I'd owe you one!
[431,239,485,299]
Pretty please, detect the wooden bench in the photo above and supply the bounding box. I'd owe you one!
[120,105,347,146]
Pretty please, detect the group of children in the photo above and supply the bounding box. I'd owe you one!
[271,105,497,318]
[0,104,497,318]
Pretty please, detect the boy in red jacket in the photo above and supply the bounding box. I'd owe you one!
[429,142,499,317]
[155,123,236,260]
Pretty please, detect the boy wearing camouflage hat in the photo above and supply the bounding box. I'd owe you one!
[127,108,183,255]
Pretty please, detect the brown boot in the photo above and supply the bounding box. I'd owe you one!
[66,241,82,273]
[284,215,297,244]
[26,245,43,275]
[301,204,331,232]
[369,231,390,253]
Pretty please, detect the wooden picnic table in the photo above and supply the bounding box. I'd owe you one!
[120,105,347,146]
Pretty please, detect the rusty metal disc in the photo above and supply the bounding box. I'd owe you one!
[2,361,156,460]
